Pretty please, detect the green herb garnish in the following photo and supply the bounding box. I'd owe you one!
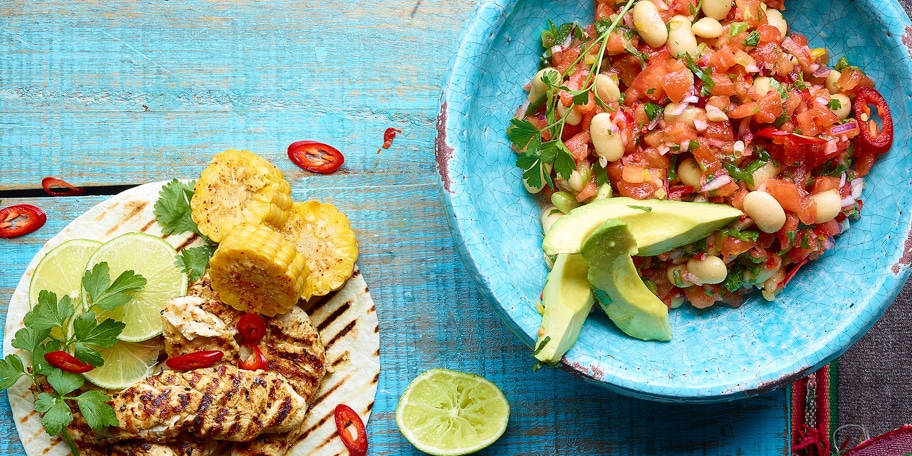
[153,179,215,281]
[683,53,715,97]
[508,0,636,191]
[742,30,760,47]
[0,264,145,455]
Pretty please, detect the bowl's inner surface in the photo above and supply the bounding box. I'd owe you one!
[445,0,912,401]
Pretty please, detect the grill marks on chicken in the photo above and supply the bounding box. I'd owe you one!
[103,365,308,444]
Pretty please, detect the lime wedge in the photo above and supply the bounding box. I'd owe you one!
[396,368,510,456]
[28,239,102,309]
[83,339,162,390]
[84,232,187,342]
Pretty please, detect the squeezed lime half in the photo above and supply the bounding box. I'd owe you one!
[396,368,510,456]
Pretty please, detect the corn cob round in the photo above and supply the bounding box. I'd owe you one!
[191,149,293,243]
[208,223,312,316]
[280,200,359,296]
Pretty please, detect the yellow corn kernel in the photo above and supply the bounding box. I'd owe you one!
[191,149,292,243]
[809,48,829,64]
[209,223,311,316]
[280,201,359,296]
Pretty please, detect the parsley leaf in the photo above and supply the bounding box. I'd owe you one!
[644,102,662,121]
[25,291,74,334]
[507,118,542,151]
[154,179,201,236]
[683,53,715,97]
[0,355,27,390]
[84,264,146,312]
[176,244,216,282]
[36,393,72,436]
[75,390,118,430]
[12,326,51,353]
[742,30,760,47]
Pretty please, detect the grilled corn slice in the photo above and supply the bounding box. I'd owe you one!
[191,149,293,243]
[280,200,359,296]
[208,223,311,316]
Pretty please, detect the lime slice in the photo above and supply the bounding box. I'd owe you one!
[395,368,510,456]
[84,232,187,342]
[83,339,162,390]
[28,239,102,309]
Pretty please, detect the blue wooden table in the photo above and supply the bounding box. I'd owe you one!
[1,1,909,454]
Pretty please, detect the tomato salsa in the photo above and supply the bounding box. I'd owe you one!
[509,0,893,309]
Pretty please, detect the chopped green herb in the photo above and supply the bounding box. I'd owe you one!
[828,98,842,111]
[742,30,760,47]
[722,227,761,242]
[834,56,851,72]
[729,22,749,36]
[644,102,662,121]
[723,263,745,292]
[628,205,654,212]
[683,53,715,97]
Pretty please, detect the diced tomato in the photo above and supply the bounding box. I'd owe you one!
[757,24,784,45]
[764,178,805,213]
[755,90,784,124]
[606,28,637,54]
[735,0,764,26]
[684,285,720,309]
[811,176,841,194]
[691,144,722,174]
[707,47,738,73]
[854,150,877,177]
[709,73,737,97]
[837,67,875,92]
[727,102,759,119]
[564,131,591,162]
[721,235,755,261]
[702,121,735,141]
[628,59,669,104]
[663,61,693,103]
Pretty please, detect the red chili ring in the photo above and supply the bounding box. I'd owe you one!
[42,177,86,196]
[852,86,893,155]
[0,204,47,239]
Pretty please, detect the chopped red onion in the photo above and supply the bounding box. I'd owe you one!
[814,67,831,78]
[830,120,858,135]
[700,174,733,192]
[851,178,864,199]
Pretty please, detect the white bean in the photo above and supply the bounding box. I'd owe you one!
[746,160,781,191]
[825,69,842,94]
[594,73,621,103]
[686,255,728,285]
[677,158,703,189]
[632,1,668,48]
[541,205,563,234]
[590,112,624,162]
[556,102,582,126]
[812,189,842,223]
[702,0,733,21]
[765,8,788,40]
[692,17,723,39]
[567,166,590,193]
[742,190,786,233]
[829,93,851,120]
[528,67,556,102]
[667,16,699,58]
[664,103,705,127]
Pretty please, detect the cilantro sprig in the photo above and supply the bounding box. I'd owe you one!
[153,179,215,281]
[0,264,145,455]
[508,0,636,191]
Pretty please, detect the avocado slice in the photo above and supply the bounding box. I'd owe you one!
[533,253,595,365]
[581,219,673,342]
[543,197,743,257]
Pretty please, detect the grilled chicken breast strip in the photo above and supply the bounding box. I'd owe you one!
[93,365,308,444]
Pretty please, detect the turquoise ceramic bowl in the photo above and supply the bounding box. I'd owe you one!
[436,0,912,402]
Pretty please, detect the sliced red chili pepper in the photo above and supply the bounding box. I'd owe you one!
[382,127,401,149]
[781,258,809,288]
[334,403,368,456]
[0,204,47,239]
[166,350,224,371]
[238,344,268,370]
[852,86,893,155]
[236,313,267,344]
[288,140,344,174]
[754,127,826,146]
[42,177,86,196]
[44,351,93,374]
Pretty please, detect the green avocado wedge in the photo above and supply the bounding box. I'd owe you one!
[543,197,743,257]
[533,253,595,365]
[582,219,673,342]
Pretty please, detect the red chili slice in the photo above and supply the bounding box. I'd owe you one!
[42,177,86,196]
[334,404,368,456]
[166,350,224,371]
[382,127,401,149]
[852,86,893,155]
[44,351,94,374]
[288,140,344,174]
[236,313,267,344]
[238,344,268,371]
[754,127,826,146]
[0,204,47,239]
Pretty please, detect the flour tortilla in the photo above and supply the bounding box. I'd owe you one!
[2,181,380,456]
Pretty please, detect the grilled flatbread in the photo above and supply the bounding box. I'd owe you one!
[2,181,380,455]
